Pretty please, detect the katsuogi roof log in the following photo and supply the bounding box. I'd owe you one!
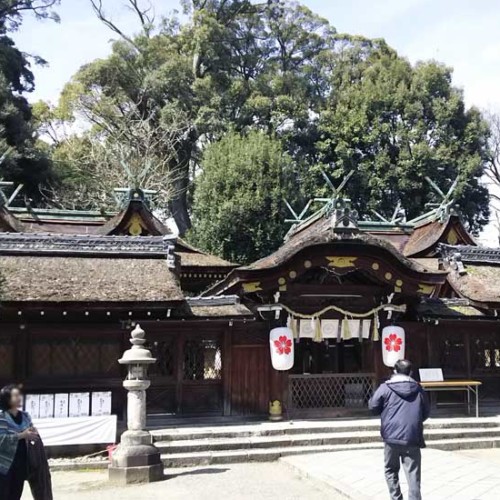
[0,256,184,303]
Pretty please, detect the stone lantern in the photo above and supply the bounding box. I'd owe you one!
[109,324,163,484]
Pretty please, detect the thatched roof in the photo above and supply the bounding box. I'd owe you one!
[188,303,253,317]
[403,215,475,257]
[0,256,183,302]
[448,265,500,305]
[0,206,25,232]
[178,251,236,268]
[241,213,437,275]
[409,258,441,272]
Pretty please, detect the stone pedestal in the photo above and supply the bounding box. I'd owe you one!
[108,430,163,484]
[108,324,163,484]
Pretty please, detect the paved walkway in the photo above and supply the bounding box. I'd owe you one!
[21,462,338,500]
[282,448,500,500]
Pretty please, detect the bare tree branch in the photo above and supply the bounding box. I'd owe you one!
[89,0,141,50]
[90,0,156,46]
[126,0,154,35]
[42,103,191,213]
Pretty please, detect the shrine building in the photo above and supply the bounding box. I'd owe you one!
[1,186,500,419]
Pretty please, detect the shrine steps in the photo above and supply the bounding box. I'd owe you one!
[151,417,500,467]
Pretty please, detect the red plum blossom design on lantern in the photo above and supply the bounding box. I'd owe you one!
[384,333,402,352]
[274,335,292,355]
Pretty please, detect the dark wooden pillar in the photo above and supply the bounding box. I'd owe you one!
[16,322,29,382]
[223,324,232,416]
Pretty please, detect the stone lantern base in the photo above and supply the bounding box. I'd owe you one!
[108,430,163,484]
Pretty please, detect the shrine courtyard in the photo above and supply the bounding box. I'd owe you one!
[21,448,500,500]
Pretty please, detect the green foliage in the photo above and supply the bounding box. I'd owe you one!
[0,0,59,198]
[317,50,490,230]
[42,0,490,258]
[190,131,292,263]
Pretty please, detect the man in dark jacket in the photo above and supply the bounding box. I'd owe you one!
[369,359,430,500]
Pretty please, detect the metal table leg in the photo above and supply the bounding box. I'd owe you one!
[476,385,479,418]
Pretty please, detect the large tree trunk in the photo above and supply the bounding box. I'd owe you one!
[169,185,191,235]
[169,138,195,235]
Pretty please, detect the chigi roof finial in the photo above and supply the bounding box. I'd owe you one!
[283,168,354,240]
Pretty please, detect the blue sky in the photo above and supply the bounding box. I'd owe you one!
[13,0,500,111]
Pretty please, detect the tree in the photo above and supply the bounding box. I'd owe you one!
[317,48,490,231]
[40,104,189,211]
[42,0,491,253]
[190,131,292,263]
[0,0,59,199]
[45,0,333,232]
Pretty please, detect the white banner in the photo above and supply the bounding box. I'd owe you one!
[33,415,117,446]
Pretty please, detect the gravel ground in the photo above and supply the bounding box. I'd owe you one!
[21,463,338,500]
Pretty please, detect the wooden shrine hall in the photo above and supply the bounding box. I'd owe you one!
[1,186,500,419]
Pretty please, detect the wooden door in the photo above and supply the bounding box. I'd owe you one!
[231,345,270,415]
[147,332,224,415]
[180,335,223,415]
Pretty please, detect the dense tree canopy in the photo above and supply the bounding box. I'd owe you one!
[190,131,292,263]
[317,49,490,229]
[37,0,490,262]
[0,0,59,197]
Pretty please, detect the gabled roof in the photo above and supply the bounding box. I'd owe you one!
[416,298,486,319]
[0,232,183,304]
[446,264,500,306]
[0,196,235,270]
[403,214,475,257]
[186,296,253,318]
[96,198,172,236]
[207,209,447,297]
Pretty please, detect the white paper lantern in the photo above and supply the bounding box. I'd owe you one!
[382,325,405,367]
[270,327,294,371]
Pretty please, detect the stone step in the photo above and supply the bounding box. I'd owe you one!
[156,427,500,454]
[429,436,500,451]
[161,442,386,467]
[160,436,500,468]
[151,417,500,442]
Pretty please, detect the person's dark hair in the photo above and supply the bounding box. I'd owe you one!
[394,359,412,376]
[0,384,20,411]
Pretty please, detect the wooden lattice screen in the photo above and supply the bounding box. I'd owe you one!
[289,373,376,412]
[31,338,121,377]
